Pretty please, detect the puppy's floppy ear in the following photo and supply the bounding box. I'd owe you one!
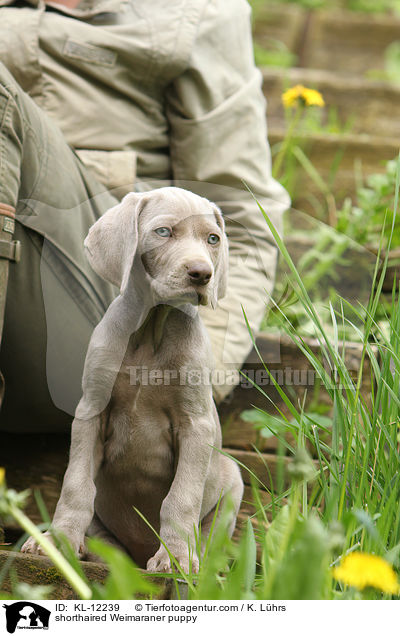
[84,192,147,293]
[211,204,229,309]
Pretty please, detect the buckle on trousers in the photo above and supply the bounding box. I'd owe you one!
[0,239,21,262]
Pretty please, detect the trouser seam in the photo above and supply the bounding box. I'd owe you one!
[0,93,13,204]
[0,83,46,208]
[19,124,47,208]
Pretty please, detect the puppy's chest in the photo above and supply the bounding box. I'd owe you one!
[103,317,211,465]
[104,361,184,467]
[114,327,209,408]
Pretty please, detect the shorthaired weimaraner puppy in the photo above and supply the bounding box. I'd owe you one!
[22,187,244,573]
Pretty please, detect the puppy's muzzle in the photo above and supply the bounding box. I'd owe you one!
[186,261,212,286]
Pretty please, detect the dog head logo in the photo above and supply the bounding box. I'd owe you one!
[3,602,50,633]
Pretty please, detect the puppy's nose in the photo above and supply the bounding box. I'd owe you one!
[187,261,212,286]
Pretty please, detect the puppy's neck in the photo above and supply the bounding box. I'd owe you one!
[131,303,199,354]
[152,304,173,352]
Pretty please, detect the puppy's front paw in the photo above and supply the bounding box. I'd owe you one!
[146,545,199,575]
[21,532,55,556]
[21,530,86,558]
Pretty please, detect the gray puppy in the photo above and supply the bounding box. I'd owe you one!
[22,187,243,573]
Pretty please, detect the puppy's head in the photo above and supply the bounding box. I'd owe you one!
[84,187,228,308]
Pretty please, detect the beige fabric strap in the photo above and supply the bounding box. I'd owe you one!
[0,203,16,219]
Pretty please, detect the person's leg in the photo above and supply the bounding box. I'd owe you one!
[0,62,118,432]
[200,240,278,404]
[196,190,285,405]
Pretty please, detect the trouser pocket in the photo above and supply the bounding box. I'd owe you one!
[75,149,137,200]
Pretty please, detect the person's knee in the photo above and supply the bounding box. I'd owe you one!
[0,62,20,99]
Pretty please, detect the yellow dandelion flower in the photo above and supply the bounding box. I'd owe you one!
[282,84,325,108]
[333,552,400,595]
[0,467,5,486]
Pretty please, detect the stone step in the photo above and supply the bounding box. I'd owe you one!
[262,67,400,139]
[252,3,305,59]
[301,9,400,75]
[228,448,294,489]
[253,3,400,75]
[0,550,108,600]
[268,128,399,216]
[0,550,176,600]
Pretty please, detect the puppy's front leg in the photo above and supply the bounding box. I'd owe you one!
[146,418,214,574]
[21,416,104,557]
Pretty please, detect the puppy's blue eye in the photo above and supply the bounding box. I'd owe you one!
[207,234,220,245]
[155,227,172,238]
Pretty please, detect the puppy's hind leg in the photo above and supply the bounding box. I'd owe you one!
[84,513,130,562]
[200,458,243,555]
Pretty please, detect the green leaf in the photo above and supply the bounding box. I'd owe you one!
[302,412,333,430]
[270,516,332,600]
[240,409,297,438]
[223,518,257,600]
[241,519,257,594]
[263,505,290,573]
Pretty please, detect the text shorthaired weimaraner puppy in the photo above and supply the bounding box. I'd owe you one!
[22,187,244,573]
